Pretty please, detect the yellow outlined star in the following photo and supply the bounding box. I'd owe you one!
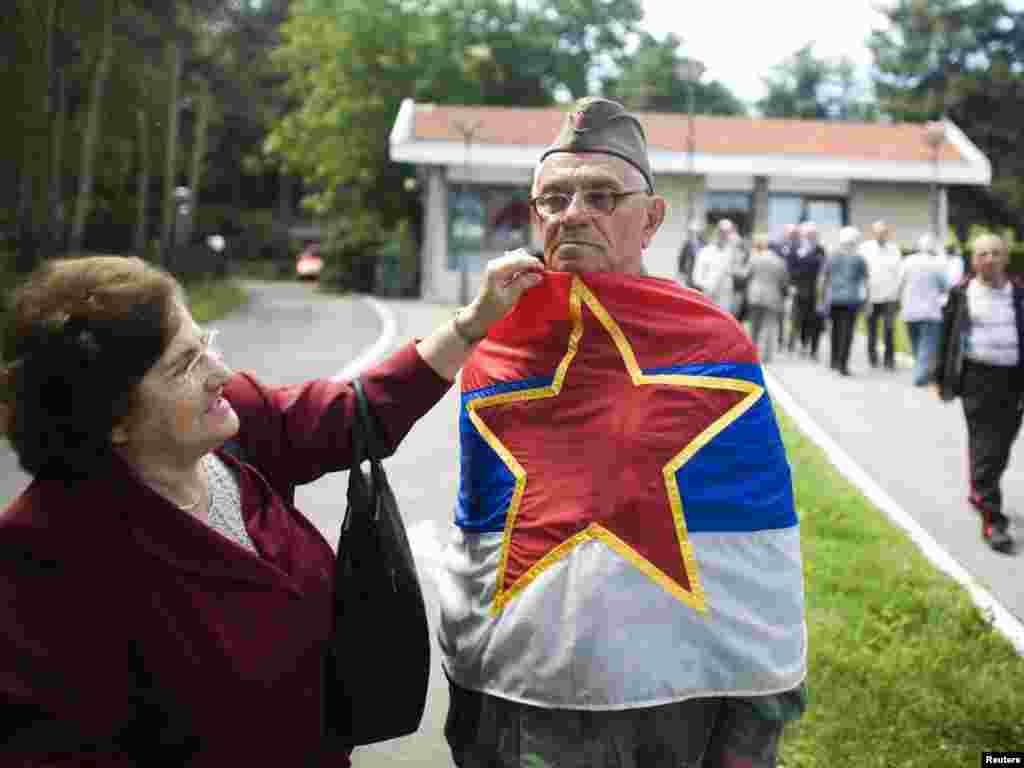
[465,276,764,616]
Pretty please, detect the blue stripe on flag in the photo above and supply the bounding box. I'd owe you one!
[456,365,795,534]
[644,363,796,533]
[457,376,554,532]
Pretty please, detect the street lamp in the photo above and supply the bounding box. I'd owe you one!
[172,185,192,248]
[452,118,483,307]
[923,120,946,245]
[675,58,706,238]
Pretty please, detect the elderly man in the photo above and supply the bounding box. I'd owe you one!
[678,221,706,288]
[935,233,1023,553]
[860,220,903,369]
[693,218,743,313]
[787,222,826,359]
[900,234,949,386]
[773,224,802,347]
[439,97,807,768]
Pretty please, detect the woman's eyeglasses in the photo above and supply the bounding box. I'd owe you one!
[172,329,222,386]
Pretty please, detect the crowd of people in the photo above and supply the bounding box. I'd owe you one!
[683,224,1022,555]
[681,218,964,382]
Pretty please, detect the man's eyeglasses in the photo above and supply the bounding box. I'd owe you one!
[530,189,648,221]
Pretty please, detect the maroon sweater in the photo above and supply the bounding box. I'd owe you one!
[0,342,451,767]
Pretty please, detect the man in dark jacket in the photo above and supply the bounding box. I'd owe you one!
[785,222,826,358]
[934,233,1023,553]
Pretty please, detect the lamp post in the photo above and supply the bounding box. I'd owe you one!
[923,120,946,245]
[452,118,483,307]
[675,58,706,238]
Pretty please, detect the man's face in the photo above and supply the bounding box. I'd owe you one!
[531,153,664,275]
[972,237,1008,285]
[873,223,889,243]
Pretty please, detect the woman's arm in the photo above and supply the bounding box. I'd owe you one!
[416,250,543,381]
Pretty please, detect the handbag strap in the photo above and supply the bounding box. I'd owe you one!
[351,378,385,496]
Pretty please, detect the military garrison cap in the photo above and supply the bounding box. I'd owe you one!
[540,97,654,193]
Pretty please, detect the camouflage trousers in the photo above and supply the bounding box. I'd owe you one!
[445,681,788,768]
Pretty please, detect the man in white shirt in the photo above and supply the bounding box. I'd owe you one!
[860,220,903,369]
[693,219,742,313]
[934,233,1022,553]
[899,234,948,386]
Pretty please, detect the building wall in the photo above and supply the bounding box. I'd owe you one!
[647,175,705,279]
[848,181,944,251]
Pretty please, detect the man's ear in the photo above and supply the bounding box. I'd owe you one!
[643,196,667,247]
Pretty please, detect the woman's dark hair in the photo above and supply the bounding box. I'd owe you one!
[0,256,183,481]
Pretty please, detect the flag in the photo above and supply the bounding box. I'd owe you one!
[438,271,806,710]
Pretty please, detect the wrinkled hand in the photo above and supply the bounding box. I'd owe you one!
[462,249,544,336]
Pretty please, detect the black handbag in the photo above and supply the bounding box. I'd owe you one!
[322,377,431,749]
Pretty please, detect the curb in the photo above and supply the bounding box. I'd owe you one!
[765,370,1024,656]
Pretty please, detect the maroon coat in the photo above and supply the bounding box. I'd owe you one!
[0,343,451,767]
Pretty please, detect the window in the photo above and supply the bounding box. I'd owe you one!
[768,194,848,243]
[705,191,752,235]
[448,186,533,270]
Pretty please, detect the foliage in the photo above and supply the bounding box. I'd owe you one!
[602,33,746,115]
[757,43,878,121]
[3,0,294,275]
[869,0,1024,235]
[774,409,1024,766]
[265,0,646,229]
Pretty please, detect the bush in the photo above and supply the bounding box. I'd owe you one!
[319,214,383,294]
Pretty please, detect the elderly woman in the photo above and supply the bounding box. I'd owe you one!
[820,225,870,376]
[744,232,789,364]
[0,252,541,765]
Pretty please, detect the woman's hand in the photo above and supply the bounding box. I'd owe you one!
[416,250,544,381]
[454,250,544,339]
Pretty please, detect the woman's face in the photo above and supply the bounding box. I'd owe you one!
[111,302,239,463]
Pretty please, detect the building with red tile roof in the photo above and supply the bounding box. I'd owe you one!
[390,99,990,302]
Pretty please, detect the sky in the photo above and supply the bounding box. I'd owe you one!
[639,0,893,107]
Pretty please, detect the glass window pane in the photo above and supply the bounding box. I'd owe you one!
[768,194,803,238]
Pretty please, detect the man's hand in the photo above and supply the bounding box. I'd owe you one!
[459,249,544,338]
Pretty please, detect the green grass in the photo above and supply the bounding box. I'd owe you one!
[776,408,1024,767]
[184,277,250,324]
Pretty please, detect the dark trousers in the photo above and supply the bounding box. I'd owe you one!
[829,304,860,373]
[789,296,820,355]
[961,360,1023,523]
[446,681,786,768]
[867,301,898,367]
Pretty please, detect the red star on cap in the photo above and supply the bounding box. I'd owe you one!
[466,278,764,615]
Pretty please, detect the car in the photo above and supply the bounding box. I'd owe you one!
[296,243,323,280]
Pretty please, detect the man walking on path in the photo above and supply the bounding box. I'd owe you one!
[786,222,826,359]
[821,226,870,377]
[773,224,801,349]
[935,233,1023,554]
[861,221,903,370]
[439,97,806,768]
[693,218,743,313]
[900,234,948,386]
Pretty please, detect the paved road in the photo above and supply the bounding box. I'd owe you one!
[5,282,1019,765]
[767,329,1024,624]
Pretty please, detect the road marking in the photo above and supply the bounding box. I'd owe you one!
[765,370,1024,656]
[331,296,397,382]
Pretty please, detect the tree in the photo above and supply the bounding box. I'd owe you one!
[869,0,1024,235]
[603,32,746,115]
[757,43,878,121]
[266,0,648,232]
